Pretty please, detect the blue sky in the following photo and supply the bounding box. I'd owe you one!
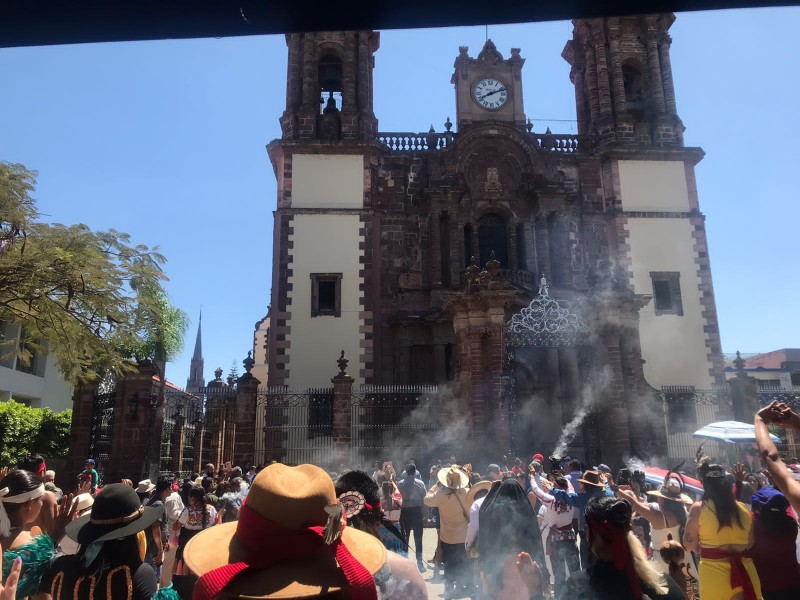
[1,8,798,387]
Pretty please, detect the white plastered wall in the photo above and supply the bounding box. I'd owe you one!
[292,154,364,209]
[285,153,365,388]
[619,160,713,389]
[286,215,364,387]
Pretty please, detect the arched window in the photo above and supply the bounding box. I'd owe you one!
[318,55,343,112]
[478,213,509,268]
[622,61,645,119]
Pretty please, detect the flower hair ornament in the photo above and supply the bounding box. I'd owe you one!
[338,491,367,519]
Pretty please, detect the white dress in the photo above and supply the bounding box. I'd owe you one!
[647,503,698,583]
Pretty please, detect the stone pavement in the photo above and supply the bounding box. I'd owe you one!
[417,526,444,598]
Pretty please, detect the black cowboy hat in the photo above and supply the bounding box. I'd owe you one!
[65,483,162,546]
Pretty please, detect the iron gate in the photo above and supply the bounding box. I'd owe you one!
[88,389,116,480]
[255,388,334,467]
[660,386,731,465]
[351,385,441,471]
[159,387,228,479]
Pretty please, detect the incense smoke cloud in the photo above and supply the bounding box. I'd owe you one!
[552,365,613,459]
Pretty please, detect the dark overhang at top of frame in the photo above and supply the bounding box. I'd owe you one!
[0,0,796,49]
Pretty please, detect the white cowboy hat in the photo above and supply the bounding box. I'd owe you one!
[135,479,156,494]
[72,492,95,513]
[438,465,469,490]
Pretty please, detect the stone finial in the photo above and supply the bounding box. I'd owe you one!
[214,367,223,381]
[444,117,452,132]
[336,350,349,378]
[733,350,746,375]
[486,250,501,278]
[243,350,255,374]
[465,256,481,290]
[538,274,550,296]
[526,118,533,133]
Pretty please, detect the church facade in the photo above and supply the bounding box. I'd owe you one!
[263,15,724,464]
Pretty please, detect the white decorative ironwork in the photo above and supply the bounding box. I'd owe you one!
[506,276,588,347]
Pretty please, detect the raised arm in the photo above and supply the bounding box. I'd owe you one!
[755,402,800,515]
[528,474,555,505]
[615,487,663,527]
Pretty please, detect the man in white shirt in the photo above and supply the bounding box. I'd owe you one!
[464,464,503,554]
[160,481,185,587]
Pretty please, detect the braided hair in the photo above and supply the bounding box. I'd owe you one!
[188,486,210,529]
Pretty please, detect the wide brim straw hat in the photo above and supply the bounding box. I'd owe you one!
[577,470,606,489]
[66,483,161,546]
[647,475,693,505]
[466,480,494,506]
[183,463,387,599]
[438,465,470,490]
[135,479,155,494]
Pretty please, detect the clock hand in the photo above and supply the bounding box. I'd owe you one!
[478,87,507,100]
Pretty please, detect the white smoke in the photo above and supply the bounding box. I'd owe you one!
[551,365,613,459]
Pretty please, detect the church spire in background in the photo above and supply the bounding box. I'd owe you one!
[186,311,205,393]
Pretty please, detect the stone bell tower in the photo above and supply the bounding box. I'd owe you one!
[562,14,683,146]
[280,31,379,141]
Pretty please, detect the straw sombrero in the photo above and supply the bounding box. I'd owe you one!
[647,471,693,505]
[184,463,386,599]
[466,480,494,506]
[577,470,606,489]
[438,465,470,490]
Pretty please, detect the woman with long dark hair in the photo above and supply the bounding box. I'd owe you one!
[749,487,800,600]
[173,486,215,576]
[335,470,406,556]
[683,462,762,600]
[560,496,685,600]
[34,483,162,600]
[478,478,548,599]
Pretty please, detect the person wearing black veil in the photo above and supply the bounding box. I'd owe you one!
[478,478,549,599]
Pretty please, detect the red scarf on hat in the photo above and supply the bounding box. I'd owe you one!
[193,502,377,600]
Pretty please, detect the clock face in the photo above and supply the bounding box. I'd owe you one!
[473,78,508,110]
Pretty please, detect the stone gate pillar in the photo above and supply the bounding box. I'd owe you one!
[331,351,354,464]
[233,352,261,468]
[444,275,517,457]
[728,353,759,423]
[107,361,162,483]
[584,285,656,468]
[63,382,99,488]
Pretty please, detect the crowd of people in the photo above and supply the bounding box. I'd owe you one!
[1,400,800,599]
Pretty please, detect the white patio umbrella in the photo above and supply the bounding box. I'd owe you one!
[693,420,781,444]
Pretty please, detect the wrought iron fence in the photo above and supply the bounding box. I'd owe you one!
[255,387,335,467]
[660,386,732,466]
[351,385,441,471]
[89,390,116,480]
[158,387,229,480]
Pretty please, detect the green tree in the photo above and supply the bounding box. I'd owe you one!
[0,161,182,385]
[120,282,189,404]
[0,400,71,466]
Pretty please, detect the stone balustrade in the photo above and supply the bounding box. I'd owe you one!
[377,130,588,153]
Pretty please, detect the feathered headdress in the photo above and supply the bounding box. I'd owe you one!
[695,442,725,479]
